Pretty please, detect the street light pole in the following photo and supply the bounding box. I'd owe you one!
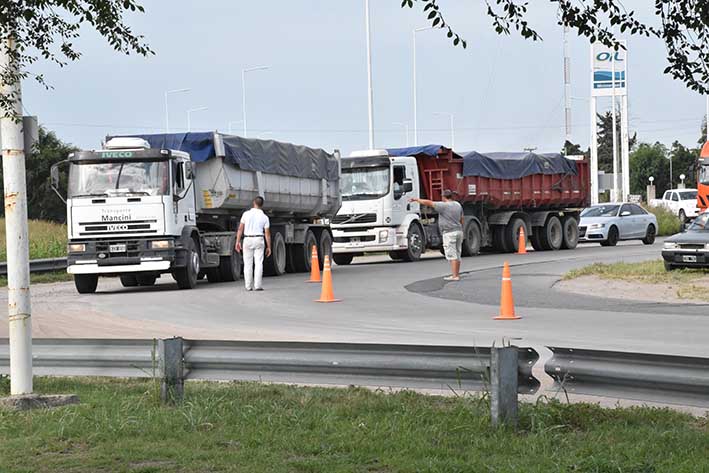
[164,88,191,133]
[242,66,270,138]
[413,26,434,146]
[365,0,375,149]
[187,107,208,132]
[392,122,410,147]
[434,112,454,149]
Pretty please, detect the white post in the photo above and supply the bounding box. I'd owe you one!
[412,29,418,146]
[187,107,208,132]
[563,26,572,151]
[365,0,375,149]
[590,96,599,205]
[241,66,269,138]
[620,93,630,201]
[610,52,619,202]
[1,38,32,395]
[449,113,455,149]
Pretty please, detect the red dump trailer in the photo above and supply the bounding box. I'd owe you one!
[412,148,590,253]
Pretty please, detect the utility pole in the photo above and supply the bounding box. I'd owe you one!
[412,26,435,146]
[1,37,33,395]
[364,0,375,149]
[563,26,572,154]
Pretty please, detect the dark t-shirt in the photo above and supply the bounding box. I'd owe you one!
[433,201,463,233]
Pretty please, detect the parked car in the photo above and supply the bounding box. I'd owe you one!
[650,188,700,223]
[579,203,658,246]
[662,212,709,270]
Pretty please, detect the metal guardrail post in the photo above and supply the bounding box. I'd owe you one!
[490,346,518,428]
[158,337,184,404]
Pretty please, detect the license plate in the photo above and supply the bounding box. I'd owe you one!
[683,255,697,263]
[109,243,127,253]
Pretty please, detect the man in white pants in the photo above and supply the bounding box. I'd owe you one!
[235,196,272,291]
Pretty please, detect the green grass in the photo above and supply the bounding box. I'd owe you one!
[646,205,682,236]
[0,377,708,472]
[0,218,67,261]
[0,271,73,287]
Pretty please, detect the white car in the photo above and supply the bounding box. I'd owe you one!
[650,189,700,223]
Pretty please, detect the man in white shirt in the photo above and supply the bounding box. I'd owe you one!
[235,196,272,291]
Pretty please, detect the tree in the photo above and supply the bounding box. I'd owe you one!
[404,1,709,94]
[629,142,669,198]
[669,141,698,188]
[0,0,152,116]
[561,140,586,157]
[698,117,707,146]
[596,110,637,174]
[0,127,77,223]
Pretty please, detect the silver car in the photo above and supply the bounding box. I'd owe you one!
[579,203,658,246]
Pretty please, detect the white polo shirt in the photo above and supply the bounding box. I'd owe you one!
[240,208,270,236]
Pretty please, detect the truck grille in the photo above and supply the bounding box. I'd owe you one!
[332,213,377,225]
[78,219,158,236]
[679,243,705,250]
[96,240,141,257]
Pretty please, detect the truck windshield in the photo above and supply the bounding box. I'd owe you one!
[341,166,390,201]
[68,161,169,198]
[700,164,709,186]
[581,205,619,217]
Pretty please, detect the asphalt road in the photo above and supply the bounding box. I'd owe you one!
[2,239,708,358]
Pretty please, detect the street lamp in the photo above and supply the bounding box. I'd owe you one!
[364,0,374,149]
[433,112,454,149]
[187,107,208,132]
[164,88,191,133]
[680,173,686,189]
[392,122,410,147]
[242,65,270,137]
[412,26,436,146]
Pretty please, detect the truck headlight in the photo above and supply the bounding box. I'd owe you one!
[68,243,86,253]
[150,240,173,249]
[588,223,605,230]
[705,243,709,250]
[378,230,389,243]
[663,242,678,250]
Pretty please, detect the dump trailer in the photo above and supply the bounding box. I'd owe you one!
[52,132,341,293]
[331,145,589,264]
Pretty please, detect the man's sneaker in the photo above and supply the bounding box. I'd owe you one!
[443,276,460,281]
[245,287,253,291]
[255,288,264,291]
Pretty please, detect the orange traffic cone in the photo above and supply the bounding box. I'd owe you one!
[494,261,521,320]
[517,227,528,255]
[306,245,321,283]
[315,255,341,303]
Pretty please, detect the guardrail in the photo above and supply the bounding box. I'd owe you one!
[545,347,709,407]
[0,257,67,276]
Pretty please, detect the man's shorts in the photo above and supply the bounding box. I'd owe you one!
[442,230,464,261]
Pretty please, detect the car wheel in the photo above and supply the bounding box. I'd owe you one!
[663,260,676,271]
[601,226,619,247]
[642,224,656,245]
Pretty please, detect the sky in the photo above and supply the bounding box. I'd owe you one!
[21,0,709,156]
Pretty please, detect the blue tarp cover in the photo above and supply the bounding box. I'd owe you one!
[387,144,448,158]
[462,151,578,179]
[119,132,338,181]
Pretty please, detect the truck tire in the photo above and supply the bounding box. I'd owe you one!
[219,252,241,281]
[539,216,563,251]
[291,230,318,273]
[388,251,404,261]
[120,275,138,287]
[402,223,424,262]
[74,274,98,294]
[136,274,157,286]
[333,253,354,265]
[561,216,579,250]
[505,218,527,253]
[318,230,333,269]
[492,225,509,252]
[264,231,287,276]
[205,268,222,283]
[461,220,481,257]
[174,237,200,289]
[530,228,544,251]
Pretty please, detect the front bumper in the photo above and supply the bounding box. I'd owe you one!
[661,249,709,267]
[67,237,177,275]
[578,225,608,242]
[332,226,406,254]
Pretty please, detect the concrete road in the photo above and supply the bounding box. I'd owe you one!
[1,239,707,357]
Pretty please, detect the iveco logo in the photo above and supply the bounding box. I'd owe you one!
[107,224,129,231]
[101,151,134,158]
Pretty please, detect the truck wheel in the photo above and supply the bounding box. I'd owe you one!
[402,224,424,262]
[600,225,619,247]
[561,217,579,250]
[492,225,509,252]
[333,253,354,265]
[318,230,333,270]
[642,224,656,245]
[388,251,404,261]
[461,221,481,257]
[174,237,200,289]
[219,252,242,281]
[205,268,222,283]
[291,230,318,273]
[530,228,544,251]
[505,218,527,253]
[136,274,157,286]
[540,216,563,251]
[74,274,98,294]
[264,231,287,276]
[120,275,138,287]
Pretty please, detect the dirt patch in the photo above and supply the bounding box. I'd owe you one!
[555,275,709,305]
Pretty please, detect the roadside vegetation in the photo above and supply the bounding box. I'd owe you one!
[565,260,709,301]
[0,218,66,261]
[0,377,707,472]
[646,204,682,236]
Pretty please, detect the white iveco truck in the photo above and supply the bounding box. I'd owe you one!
[52,132,340,293]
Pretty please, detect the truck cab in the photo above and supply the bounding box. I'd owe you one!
[331,150,428,264]
[699,142,709,212]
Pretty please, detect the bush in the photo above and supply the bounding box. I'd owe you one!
[646,204,681,236]
[0,219,67,261]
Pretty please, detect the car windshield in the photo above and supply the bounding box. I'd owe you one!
[581,205,620,217]
[341,166,390,201]
[68,161,169,198]
[679,190,697,200]
[688,213,709,231]
[700,163,709,186]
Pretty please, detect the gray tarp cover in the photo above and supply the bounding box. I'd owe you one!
[118,132,339,181]
[462,151,578,179]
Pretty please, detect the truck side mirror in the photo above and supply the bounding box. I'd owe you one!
[50,160,68,204]
[185,162,194,180]
[402,179,413,193]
